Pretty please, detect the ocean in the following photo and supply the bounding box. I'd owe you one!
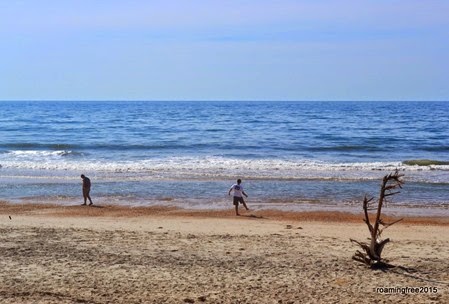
[0,101,448,216]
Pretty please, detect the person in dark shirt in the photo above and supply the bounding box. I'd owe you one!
[81,174,93,206]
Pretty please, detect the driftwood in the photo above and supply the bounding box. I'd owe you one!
[350,170,404,268]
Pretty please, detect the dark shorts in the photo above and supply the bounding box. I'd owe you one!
[83,188,90,196]
[233,196,245,206]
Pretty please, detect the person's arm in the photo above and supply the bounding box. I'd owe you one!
[228,188,232,196]
[242,191,248,198]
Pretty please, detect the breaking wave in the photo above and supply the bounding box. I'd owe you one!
[403,159,449,166]
[0,153,448,184]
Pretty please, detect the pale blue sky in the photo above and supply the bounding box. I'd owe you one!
[1,0,448,101]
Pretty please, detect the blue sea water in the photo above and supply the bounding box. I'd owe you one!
[0,101,448,216]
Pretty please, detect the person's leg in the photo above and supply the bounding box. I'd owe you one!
[233,197,240,216]
[241,198,249,211]
[86,190,93,205]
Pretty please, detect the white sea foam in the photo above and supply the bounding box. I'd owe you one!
[0,152,448,183]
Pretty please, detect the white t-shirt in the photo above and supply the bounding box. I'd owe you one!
[230,184,244,197]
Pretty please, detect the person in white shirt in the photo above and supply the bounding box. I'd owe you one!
[228,179,249,216]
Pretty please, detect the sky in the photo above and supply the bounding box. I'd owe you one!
[1,0,448,101]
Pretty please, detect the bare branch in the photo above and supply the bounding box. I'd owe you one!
[379,218,403,229]
[351,171,405,267]
[385,191,401,197]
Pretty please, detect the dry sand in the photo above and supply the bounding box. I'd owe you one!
[0,202,448,303]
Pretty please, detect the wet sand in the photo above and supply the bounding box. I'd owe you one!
[0,202,448,303]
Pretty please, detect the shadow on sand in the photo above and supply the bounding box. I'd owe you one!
[77,204,105,209]
[240,214,265,219]
[371,263,449,285]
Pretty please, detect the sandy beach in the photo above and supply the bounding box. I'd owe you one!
[0,202,448,304]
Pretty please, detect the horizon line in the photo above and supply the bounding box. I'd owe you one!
[1,99,448,103]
